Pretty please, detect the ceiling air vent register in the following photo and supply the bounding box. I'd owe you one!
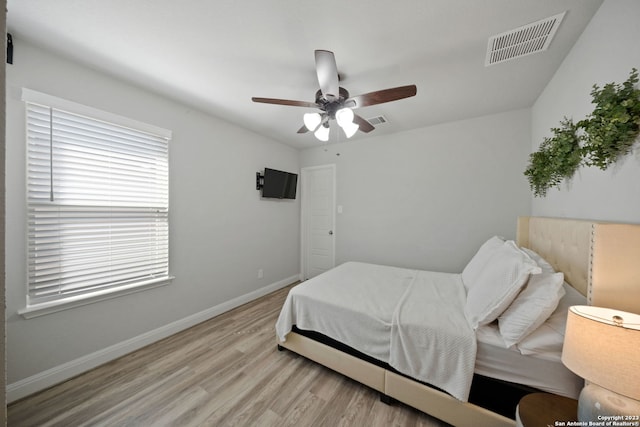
[366,115,387,126]
[485,11,566,66]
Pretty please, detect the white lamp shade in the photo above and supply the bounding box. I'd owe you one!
[335,107,354,128]
[562,305,640,400]
[303,112,322,131]
[314,125,330,142]
[341,121,359,138]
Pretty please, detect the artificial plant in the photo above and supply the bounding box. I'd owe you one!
[525,68,640,197]
[579,68,640,169]
[524,118,583,197]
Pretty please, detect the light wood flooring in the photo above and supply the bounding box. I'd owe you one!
[7,284,451,427]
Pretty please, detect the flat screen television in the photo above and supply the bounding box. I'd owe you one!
[261,168,298,199]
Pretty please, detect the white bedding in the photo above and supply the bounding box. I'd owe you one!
[389,269,476,401]
[275,261,476,401]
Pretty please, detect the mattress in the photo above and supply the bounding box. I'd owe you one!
[475,323,582,398]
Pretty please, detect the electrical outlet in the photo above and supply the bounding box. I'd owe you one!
[258,268,263,279]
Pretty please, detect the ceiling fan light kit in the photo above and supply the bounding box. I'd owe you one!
[341,121,359,139]
[314,124,330,142]
[305,107,359,140]
[252,49,417,142]
[303,112,322,132]
[335,107,354,126]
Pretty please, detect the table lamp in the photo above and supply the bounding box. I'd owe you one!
[562,305,640,421]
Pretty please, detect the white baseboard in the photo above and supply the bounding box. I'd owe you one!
[6,275,298,403]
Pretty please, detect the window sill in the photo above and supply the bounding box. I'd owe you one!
[18,276,175,319]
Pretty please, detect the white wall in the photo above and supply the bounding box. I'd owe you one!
[301,109,532,273]
[5,38,300,392]
[531,0,640,222]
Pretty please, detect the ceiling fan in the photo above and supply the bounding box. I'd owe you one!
[252,50,417,141]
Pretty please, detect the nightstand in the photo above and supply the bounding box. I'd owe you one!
[516,392,578,427]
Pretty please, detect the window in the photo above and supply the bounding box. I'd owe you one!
[21,89,172,317]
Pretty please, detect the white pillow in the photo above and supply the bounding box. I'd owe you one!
[516,282,587,355]
[464,241,541,329]
[521,247,555,274]
[461,236,505,290]
[498,272,565,347]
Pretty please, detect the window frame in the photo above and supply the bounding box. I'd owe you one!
[19,89,173,319]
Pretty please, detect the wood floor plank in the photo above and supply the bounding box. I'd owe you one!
[8,284,451,427]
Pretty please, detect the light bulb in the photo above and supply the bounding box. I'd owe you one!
[335,108,355,128]
[303,113,322,131]
[314,124,330,142]
[342,122,359,138]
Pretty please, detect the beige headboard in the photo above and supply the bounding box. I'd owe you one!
[517,216,640,315]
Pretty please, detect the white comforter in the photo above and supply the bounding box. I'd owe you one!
[275,261,477,401]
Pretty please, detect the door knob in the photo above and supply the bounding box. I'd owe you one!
[328,230,333,235]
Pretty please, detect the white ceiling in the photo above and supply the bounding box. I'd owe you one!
[7,0,603,149]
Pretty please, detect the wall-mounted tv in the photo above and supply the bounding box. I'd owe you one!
[261,168,298,199]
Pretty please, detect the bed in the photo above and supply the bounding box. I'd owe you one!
[275,216,640,427]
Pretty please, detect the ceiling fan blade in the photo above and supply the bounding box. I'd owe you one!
[297,125,309,134]
[353,114,375,133]
[252,97,319,108]
[347,85,417,108]
[315,50,339,100]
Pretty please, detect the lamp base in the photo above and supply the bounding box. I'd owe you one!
[578,384,640,422]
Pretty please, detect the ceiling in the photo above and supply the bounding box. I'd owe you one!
[7,0,603,149]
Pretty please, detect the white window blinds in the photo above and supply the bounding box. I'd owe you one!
[24,90,171,312]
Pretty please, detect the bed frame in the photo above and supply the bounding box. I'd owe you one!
[278,217,640,427]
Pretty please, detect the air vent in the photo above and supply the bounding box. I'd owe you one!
[366,115,387,126]
[485,11,566,66]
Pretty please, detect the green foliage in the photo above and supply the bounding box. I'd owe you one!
[579,68,640,169]
[525,69,640,197]
[524,119,583,197]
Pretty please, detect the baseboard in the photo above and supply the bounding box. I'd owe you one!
[6,274,298,403]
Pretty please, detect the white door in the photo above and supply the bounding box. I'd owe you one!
[301,164,336,280]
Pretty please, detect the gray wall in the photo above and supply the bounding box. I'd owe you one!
[301,109,533,273]
[531,0,640,222]
[2,0,8,422]
[5,38,300,392]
